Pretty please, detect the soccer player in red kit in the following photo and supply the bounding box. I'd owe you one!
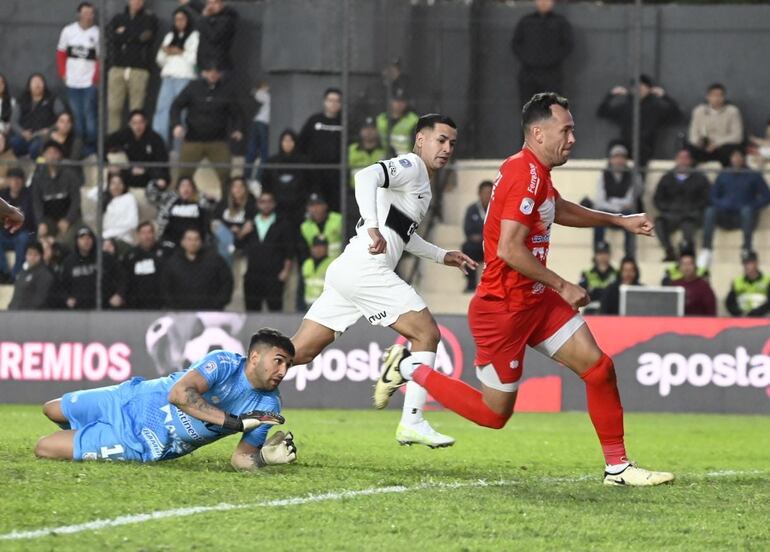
[374,93,674,486]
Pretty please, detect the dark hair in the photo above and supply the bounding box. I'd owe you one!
[22,73,50,102]
[103,172,127,212]
[248,328,295,357]
[77,2,94,12]
[182,227,202,239]
[415,113,457,134]
[324,87,342,98]
[42,140,64,155]
[128,109,146,121]
[619,256,641,285]
[522,92,569,133]
[137,220,155,233]
[478,180,493,192]
[27,241,44,256]
[707,83,725,93]
[0,73,10,124]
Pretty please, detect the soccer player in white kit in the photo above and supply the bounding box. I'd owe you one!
[290,114,477,447]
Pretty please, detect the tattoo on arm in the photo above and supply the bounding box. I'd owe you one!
[176,385,225,425]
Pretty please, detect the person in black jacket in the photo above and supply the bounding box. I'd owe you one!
[9,73,66,158]
[106,110,170,188]
[297,88,343,211]
[653,149,711,261]
[181,0,238,72]
[31,141,82,244]
[147,176,210,250]
[123,221,166,309]
[161,227,233,310]
[243,191,294,312]
[597,75,681,168]
[600,257,641,316]
[511,0,573,108]
[60,225,127,310]
[171,63,243,196]
[106,0,158,133]
[261,129,309,229]
[0,168,35,281]
[461,180,492,292]
[211,176,256,264]
[8,242,55,310]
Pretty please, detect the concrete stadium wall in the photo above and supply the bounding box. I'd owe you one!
[1,1,769,158]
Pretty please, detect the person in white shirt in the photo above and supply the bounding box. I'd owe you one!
[56,1,99,155]
[153,8,199,146]
[246,81,270,180]
[91,173,139,249]
[289,114,477,448]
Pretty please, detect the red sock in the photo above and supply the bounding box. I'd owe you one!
[580,353,627,465]
[412,365,510,429]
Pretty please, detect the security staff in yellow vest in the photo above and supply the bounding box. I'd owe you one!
[349,118,389,185]
[300,193,343,259]
[726,250,770,317]
[376,88,419,156]
[578,241,617,306]
[302,235,333,307]
[661,242,709,285]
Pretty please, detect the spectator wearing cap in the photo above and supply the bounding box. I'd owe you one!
[261,129,309,229]
[106,109,169,189]
[726,251,770,317]
[0,168,35,281]
[161,226,232,310]
[153,7,199,146]
[653,149,710,261]
[376,88,418,156]
[245,81,270,181]
[700,148,770,266]
[210,176,256,264]
[9,73,67,159]
[123,221,166,309]
[461,180,492,293]
[297,88,343,211]
[302,235,332,307]
[171,63,243,196]
[60,225,127,310]
[106,0,158,133]
[600,256,642,316]
[666,248,716,316]
[578,241,617,308]
[300,193,343,260]
[30,141,82,244]
[147,176,210,250]
[180,0,238,72]
[8,242,55,310]
[589,144,641,259]
[597,74,680,167]
[243,191,294,312]
[688,83,744,167]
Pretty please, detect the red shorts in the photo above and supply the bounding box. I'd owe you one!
[468,290,584,391]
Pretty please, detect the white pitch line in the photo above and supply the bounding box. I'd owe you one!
[1,470,766,542]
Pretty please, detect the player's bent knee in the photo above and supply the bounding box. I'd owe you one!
[35,436,58,459]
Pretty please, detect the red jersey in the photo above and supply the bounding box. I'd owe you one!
[476,148,560,311]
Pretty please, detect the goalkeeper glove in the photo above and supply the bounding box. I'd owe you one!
[256,431,297,467]
[221,410,285,433]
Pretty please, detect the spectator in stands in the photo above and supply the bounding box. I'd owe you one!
[300,193,343,260]
[600,256,641,315]
[725,250,770,318]
[347,118,388,231]
[661,240,708,286]
[0,134,18,187]
[8,242,54,310]
[171,62,243,196]
[211,176,256,264]
[123,221,166,309]
[382,59,409,103]
[297,88,343,211]
[376,88,418,156]
[31,141,82,244]
[153,8,199,146]
[579,241,617,309]
[302,235,332,307]
[40,112,83,162]
[246,81,270,181]
[106,0,158,133]
[0,73,18,136]
[0,168,34,282]
[700,148,770,265]
[243,191,293,312]
[261,129,308,230]
[666,248,716,316]
[461,180,492,293]
[9,74,66,159]
[147,176,210,250]
[511,0,573,107]
[181,0,238,72]
[61,225,126,310]
[106,109,169,188]
[597,74,680,168]
[653,149,710,261]
[161,226,233,310]
[590,144,641,259]
[688,83,743,167]
[96,173,139,250]
[57,1,99,156]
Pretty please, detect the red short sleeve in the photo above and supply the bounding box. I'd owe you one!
[499,166,545,227]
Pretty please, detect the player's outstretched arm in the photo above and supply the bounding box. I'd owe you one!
[0,197,24,233]
[554,197,654,236]
[231,431,297,471]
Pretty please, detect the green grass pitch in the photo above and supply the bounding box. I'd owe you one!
[1,405,769,551]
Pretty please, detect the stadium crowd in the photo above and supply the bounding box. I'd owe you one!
[0,0,768,318]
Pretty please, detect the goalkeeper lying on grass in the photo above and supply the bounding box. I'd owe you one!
[35,328,297,470]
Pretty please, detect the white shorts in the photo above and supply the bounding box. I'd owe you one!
[304,252,427,333]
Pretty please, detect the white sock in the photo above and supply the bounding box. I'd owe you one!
[399,351,436,425]
[605,461,630,475]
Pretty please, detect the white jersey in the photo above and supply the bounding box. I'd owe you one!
[57,22,100,89]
